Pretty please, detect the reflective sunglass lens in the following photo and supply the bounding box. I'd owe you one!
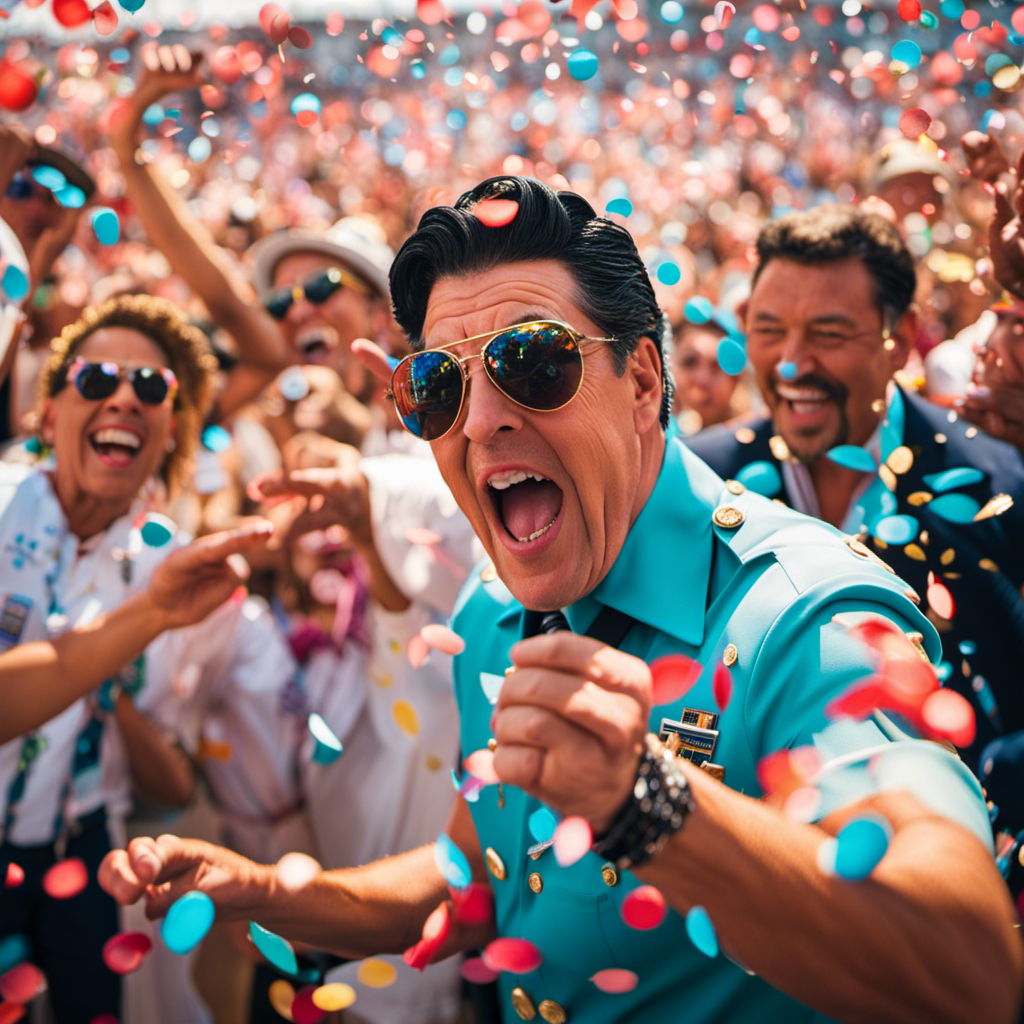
[265,291,292,320]
[304,269,343,305]
[394,351,464,440]
[485,326,582,410]
[132,367,170,405]
[75,363,119,400]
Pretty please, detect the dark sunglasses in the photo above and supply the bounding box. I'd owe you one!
[264,265,372,320]
[65,358,179,406]
[385,320,612,441]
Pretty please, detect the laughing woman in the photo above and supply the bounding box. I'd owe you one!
[0,294,269,1023]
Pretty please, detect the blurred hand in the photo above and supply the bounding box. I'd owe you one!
[352,337,394,384]
[99,833,268,920]
[0,122,36,196]
[145,519,273,629]
[959,383,1024,452]
[493,633,652,834]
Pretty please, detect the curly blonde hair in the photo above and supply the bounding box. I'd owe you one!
[37,294,216,492]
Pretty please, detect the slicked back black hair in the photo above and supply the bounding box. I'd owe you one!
[389,175,672,427]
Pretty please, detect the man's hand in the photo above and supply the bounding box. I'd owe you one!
[959,382,1024,450]
[100,833,268,921]
[493,633,652,834]
[145,520,273,629]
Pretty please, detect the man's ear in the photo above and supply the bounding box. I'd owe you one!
[736,297,749,331]
[887,308,917,373]
[631,336,663,433]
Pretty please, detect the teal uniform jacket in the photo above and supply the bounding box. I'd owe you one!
[451,434,992,1024]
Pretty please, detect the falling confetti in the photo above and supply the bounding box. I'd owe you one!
[91,208,120,246]
[434,832,472,888]
[0,963,44,1004]
[826,445,877,473]
[312,984,356,1011]
[42,858,88,899]
[898,108,931,139]
[591,968,639,993]
[920,688,976,747]
[830,813,892,881]
[250,921,299,976]
[463,748,499,785]
[553,816,593,866]
[161,892,215,955]
[685,906,719,957]
[649,654,701,705]
[621,885,667,930]
[420,623,466,655]
[475,199,520,227]
[461,958,500,984]
[482,937,543,974]
[357,958,398,987]
[308,712,343,764]
[712,662,733,711]
[101,932,152,975]
[567,49,599,81]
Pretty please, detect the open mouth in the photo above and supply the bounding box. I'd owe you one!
[487,469,564,544]
[776,383,834,418]
[296,327,338,363]
[88,426,142,467]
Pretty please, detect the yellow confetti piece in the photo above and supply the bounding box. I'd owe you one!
[392,700,420,737]
[905,543,926,561]
[979,559,1000,572]
[425,754,443,772]
[268,979,295,1021]
[357,958,398,988]
[312,983,356,1011]
[372,670,393,689]
[907,491,932,506]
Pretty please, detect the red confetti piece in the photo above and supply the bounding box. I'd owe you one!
[290,986,325,1024]
[649,654,701,706]
[927,581,954,620]
[211,46,243,85]
[591,968,639,993]
[920,689,976,748]
[417,0,446,24]
[407,633,430,668]
[296,110,318,128]
[463,749,499,785]
[712,662,732,711]
[0,1005,25,1024]
[92,1,118,36]
[42,858,88,899]
[0,62,39,112]
[482,937,543,974]
[258,2,284,33]
[899,108,931,140]
[714,0,734,29]
[403,902,450,971]
[420,624,466,656]
[269,10,292,44]
[961,9,980,30]
[825,679,886,720]
[288,26,313,48]
[461,957,500,984]
[475,199,520,228]
[449,882,494,926]
[1014,7,1024,34]
[102,932,152,975]
[752,4,780,32]
[621,885,667,930]
[5,862,23,887]
[897,0,921,21]
[756,746,822,798]
[553,816,592,867]
[781,25,800,41]
[0,963,44,1004]
[52,0,91,27]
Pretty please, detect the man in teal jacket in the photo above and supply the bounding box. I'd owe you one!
[100,176,1022,1024]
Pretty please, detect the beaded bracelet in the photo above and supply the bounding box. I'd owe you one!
[591,733,696,871]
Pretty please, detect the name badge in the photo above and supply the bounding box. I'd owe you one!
[0,594,32,651]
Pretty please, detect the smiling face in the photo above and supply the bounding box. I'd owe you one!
[743,257,913,464]
[421,260,664,611]
[671,324,736,427]
[43,327,176,533]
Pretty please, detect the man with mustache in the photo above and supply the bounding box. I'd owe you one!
[686,204,1024,781]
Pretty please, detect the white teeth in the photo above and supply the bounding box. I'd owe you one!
[515,516,558,543]
[778,386,828,402]
[92,428,141,449]
[487,469,549,490]
[792,401,825,415]
[296,327,338,352]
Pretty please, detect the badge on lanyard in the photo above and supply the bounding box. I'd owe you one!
[0,594,32,651]
[659,709,725,781]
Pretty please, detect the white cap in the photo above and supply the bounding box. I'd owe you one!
[248,215,394,300]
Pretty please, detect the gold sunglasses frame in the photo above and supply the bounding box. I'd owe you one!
[265,265,373,319]
[385,319,614,441]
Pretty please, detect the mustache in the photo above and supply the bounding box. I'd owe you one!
[774,373,848,405]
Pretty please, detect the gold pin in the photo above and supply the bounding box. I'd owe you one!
[722,643,738,667]
[485,847,506,881]
[481,563,499,582]
[601,863,619,887]
[511,988,537,1020]
[726,480,745,495]
[488,738,497,751]
[712,506,744,529]
[735,426,756,444]
[527,872,543,894]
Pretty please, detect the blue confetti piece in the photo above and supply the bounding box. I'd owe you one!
[891,39,922,68]
[381,26,404,46]
[683,296,713,325]
[410,59,426,79]
[528,807,558,843]
[434,832,472,889]
[24,436,42,454]
[604,197,633,218]
[928,493,980,523]
[776,360,798,381]
[736,460,781,497]
[685,906,718,957]
[161,891,215,954]
[290,93,321,116]
[567,49,599,81]
[142,103,164,126]
[832,813,892,880]
[249,921,299,975]
[32,165,66,191]
[826,445,877,473]
[53,185,85,209]
[386,355,402,372]
[479,672,503,705]
[187,137,212,163]
[201,424,232,453]
[91,208,120,246]
[446,110,468,131]
[656,261,681,286]
[660,0,683,22]
[309,712,343,764]
[118,0,146,10]
[939,0,963,17]
[873,514,919,546]
[922,467,984,493]
[1,264,29,303]
[0,934,30,975]
[716,337,746,376]
[140,515,174,547]
[958,640,976,657]
[972,675,1001,729]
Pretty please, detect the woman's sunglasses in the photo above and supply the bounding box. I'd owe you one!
[263,265,372,321]
[385,320,612,441]
[65,358,179,406]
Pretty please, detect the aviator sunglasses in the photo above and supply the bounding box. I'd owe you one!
[385,320,613,441]
[264,265,372,321]
[65,357,179,406]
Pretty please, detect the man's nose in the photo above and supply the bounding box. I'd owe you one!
[102,377,143,413]
[461,363,524,443]
[778,331,818,378]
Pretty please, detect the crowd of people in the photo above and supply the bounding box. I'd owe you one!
[2,1,1024,1023]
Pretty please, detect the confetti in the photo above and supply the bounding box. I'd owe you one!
[461,958,500,984]
[567,49,599,81]
[42,858,88,899]
[268,980,295,1020]
[0,963,43,1004]
[420,623,465,655]
[288,26,313,49]
[479,672,503,704]
[290,986,325,1024]
[649,654,701,705]
[684,297,713,324]
[685,906,718,956]
[308,712,343,764]
[357,958,397,987]
[91,208,121,246]
[528,806,558,843]
[898,108,931,139]
[101,932,152,975]
[712,661,733,711]
[621,885,667,929]
[897,0,921,21]
[873,514,919,546]
[312,983,356,1011]
[591,968,639,993]
[276,852,321,892]
[92,1,119,36]
[927,580,955,619]
[716,337,747,376]
[250,921,299,976]
[0,63,39,112]
[1,264,29,302]
[449,881,493,925]
[434,832,472,889]
[826,445,877,473]
[553,816,593,866]
[714,1,735,29]
[4,863,23,888]
[475,199,520,227]
[161,892,215,955]
[920,688,976,747]
[482,937,543,974]
[140,514,174,547]
[52,0,91,27]
[831,813,892,880]
[407,634,430,668]
[393,700,420,736]
[735,461,781,496]
[776,360,798,380]
[463,748,499,785]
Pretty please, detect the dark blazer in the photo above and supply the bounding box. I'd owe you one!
[686,387,1024,770]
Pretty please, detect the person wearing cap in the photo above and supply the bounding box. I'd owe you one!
[101,176,1021,1024]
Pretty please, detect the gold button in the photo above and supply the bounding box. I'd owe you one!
[734,426,756,444]
[712,506,744,529]
[485,847,506,881]
[726,479,745,495]
[878,464,897,492]
[601,863,618,887]
[768,434,791,462]
[511,987,536,1020]
[528,871,543,894]
[538,999,567,1024]
[481,563,498,582]
[722,643,738,667]
[887,445,914,475]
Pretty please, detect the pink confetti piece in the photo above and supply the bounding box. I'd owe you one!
[276,852,321,892]
[42,858,88,899]
[712,662,732,711]
[898,108,931,140]
[288,25,313,48]
[290,986,326,1024]
[4,862,23,887]
[92,1,118,36]
[621,885,667,930]
[482,937,543,974]
[463,749,499,785]
[101,932,152,975]
[0,963,43,1004]
[450,882,494,926]
[269,10,291,44]
[408,633,430,668]
[461,957,500,984]
[591,968,639,993]
[649,654,701,705]
[406,527,442,546]
[420,624,466,656]
[714,1,734,28]
[475,199,520,227]
[920,689,976,748]
[782,786,822,823]
[553,816,592,867]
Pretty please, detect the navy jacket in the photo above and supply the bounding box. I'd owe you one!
[686,387,1024,770]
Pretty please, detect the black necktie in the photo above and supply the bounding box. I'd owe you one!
[539,610,570,634]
